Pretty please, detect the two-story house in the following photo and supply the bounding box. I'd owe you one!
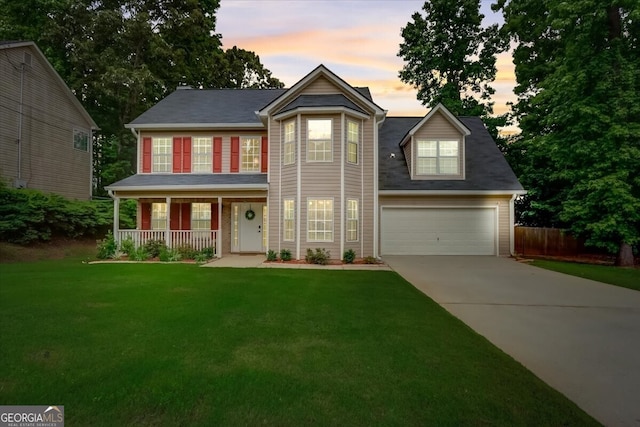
[106,65,525,259]
[0,41,98,199]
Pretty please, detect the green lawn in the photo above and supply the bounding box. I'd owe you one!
[0,259,597,426]
[531,260,640,291]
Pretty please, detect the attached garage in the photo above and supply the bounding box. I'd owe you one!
[380,207,497,255]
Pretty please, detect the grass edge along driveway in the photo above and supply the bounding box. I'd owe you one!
[0,261,598,426]
[531,259,640,291]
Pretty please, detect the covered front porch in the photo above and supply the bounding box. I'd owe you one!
[105,174,269,258]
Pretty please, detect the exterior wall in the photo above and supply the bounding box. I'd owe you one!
[378,195,513,256]
[0,44,94,199]
[137,130,267,174]
[410,111,464,180]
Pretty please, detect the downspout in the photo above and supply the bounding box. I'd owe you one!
[17,61,25,182]
[509,193,517,256]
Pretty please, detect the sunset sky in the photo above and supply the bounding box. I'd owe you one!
[217,0,516,123]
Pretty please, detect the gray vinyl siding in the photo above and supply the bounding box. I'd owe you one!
[378,195,513,256]
[410,111,464,180]
[302,76,342,95]
[0,45,94,199]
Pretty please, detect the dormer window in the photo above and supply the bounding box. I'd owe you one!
[416,140,459,175]
[307,119,333,162]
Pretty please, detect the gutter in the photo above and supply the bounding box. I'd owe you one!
[379,189,528,196]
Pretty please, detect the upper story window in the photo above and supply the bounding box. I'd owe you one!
[152,138,172,172]
[283,120,296,165]
[307,119,332,162]
[347,120,359,164]
[73,129,89,151]
[192,137,212,172]
[241,137,261,172]
[416,140,459,175]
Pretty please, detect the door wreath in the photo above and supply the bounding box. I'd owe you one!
[245,208,256,220]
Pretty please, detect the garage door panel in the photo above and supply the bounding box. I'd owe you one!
[381,208,496,255]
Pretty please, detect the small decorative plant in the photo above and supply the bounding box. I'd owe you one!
[120,237,135,256]
[266,249,278,261]
[305,248,330,265]
[279,249,292,261]
[96,231,117,259]
[343,249,356,264]
[144,239,166,258]
[363,256,378,264]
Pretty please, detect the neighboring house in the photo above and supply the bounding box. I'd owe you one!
[106,65,525,258]
[0,41,98,200]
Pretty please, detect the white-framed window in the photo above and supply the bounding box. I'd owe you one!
[283,120,296,165]
[151,203,167,230]
[346,199,358,242]
[307,119,332,162]
[191,203,211,230]
[241,137,261,172]
[283,199,295,241]
[416,140,460,175]
[73,128,89,151]
[192,137,212,172]
[152,137,172,173]
[347,120,359,164]
[307,198,333,242]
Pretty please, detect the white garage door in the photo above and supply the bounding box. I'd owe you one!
[381,207,497,255]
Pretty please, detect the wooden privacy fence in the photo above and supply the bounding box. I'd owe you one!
[515,226,586,256]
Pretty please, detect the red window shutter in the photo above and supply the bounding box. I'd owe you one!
[213,137,222,173]
[170,203,181,230]
[172,137,183,173]
[211,203,219,230]
[141,203,151,230]
[230,136,240,173]
[142,137,152,173]
[261,136,268,173]
[181,203,191,230]
[182,137,192,173]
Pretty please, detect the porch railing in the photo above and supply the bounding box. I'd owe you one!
[117,230,218,253]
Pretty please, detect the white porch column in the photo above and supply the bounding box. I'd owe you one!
[113,196,120,244]
[217,196,222,258]
[165,196,171,248]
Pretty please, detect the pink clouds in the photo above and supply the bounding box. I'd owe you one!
[217,0,516,122]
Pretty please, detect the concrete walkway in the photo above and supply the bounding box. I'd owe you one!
[384,255,640,427]
[202,255,391,270]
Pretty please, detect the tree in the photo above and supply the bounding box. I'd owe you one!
[496,0,640,265]
[398,0,507,136]
[1,0,283,196]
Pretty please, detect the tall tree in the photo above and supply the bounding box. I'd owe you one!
[496,0,640,265]
[398,0,507,131]
[1,0,283,196]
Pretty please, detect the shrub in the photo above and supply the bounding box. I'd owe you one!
[266,249,278,261]
[144,239,166,258]
[159,247,182,262]
[120,237,135,256]
[343,249,356,264]
[305,248,330,265]
[364,256,378,264]
[279,248,292,261]
[129,246,149,261]
[96,232,117,259]
[176,244,198,260]
[200,247,215,259]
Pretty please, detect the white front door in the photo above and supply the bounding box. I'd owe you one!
[232,203,265,252]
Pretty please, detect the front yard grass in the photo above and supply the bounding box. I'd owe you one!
[0,260,597,426]
[531,259,640,291]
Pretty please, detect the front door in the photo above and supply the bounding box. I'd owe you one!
[232,203,265,252]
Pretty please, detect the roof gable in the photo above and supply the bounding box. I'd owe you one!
[399,103,470,147]
[0,41,98,129]
[257,64,386,120]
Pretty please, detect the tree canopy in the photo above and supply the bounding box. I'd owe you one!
[1,0,283,195]
[495,0,640,265]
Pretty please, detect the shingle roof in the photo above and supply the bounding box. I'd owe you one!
[275,94,368,116]
[106,173,268,190]
[379,117,524,191]
[128,89,287,126]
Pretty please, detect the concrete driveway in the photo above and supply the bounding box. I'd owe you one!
[384,256,640,427]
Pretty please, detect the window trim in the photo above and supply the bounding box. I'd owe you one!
[283,199,295,242]
[306,198,334,242]
[152,137,172,173]
[346,120,359,165]
[240,136,261,173]
[346,199,359,242]
[306,118,333,163]
[151,202,167,230]
[192,137,213,173]
[415,139,461,176]
[283,120,296,166]
[191,202,211,230]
